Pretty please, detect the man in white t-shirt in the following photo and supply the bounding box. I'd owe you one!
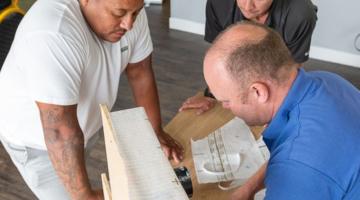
[0,0,183,199]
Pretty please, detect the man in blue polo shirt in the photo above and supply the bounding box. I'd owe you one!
[204,21,360,199]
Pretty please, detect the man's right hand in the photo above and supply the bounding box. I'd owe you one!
[178,95,216,115]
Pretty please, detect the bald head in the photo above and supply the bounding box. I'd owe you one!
[210,22,268,52]
[205,21,296,89]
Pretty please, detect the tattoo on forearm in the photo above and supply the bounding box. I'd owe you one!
[40,107,77,129]
[38,105,91,199]
[47,131,89,198]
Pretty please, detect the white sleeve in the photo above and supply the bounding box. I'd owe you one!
[128,8,153,63]
[19,33,86,105]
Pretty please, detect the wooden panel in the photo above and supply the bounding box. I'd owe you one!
[164,99,263,199]
[100,104,130,200]
[101,173,112,200]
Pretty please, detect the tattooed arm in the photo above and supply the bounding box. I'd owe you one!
[36,102,103,200]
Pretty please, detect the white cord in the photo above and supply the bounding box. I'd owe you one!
[355,33,360,52]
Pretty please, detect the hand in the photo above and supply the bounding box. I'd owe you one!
[230,185,255,200]
[83,189,104,200]
[156,129,184,164]
[179,95,216,115]
[231,162,267,200]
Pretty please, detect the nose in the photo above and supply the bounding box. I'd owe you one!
[244,0,254,11]
[120,14,135,31]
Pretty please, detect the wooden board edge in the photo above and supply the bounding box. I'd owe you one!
[101,173,112,200]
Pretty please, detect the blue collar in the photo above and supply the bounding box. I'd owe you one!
[262,68,315,151]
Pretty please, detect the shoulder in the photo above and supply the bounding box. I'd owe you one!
[272,0,317,16]
[17,0,89,45]
[122,8,153,63]
[122,8,151,47]
[307,71,354,88]
[14,32,86,73]
[306,71,360,102]
[136,8,149,25]
[270,0,317,30]
[123,8,149,41]
[270,0,317,60]
[282,0,317,26]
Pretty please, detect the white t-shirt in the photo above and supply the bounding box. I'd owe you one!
[0,0,153,149]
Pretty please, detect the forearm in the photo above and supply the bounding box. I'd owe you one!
[37,103,92,200]
[231,162,267,200]
[127,55,162,133]
[244,161,267,192]
[44,128,91,199]
[126,56,184,162]
[132,76,162,132]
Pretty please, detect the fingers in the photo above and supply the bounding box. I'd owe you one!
[179,96,216,114]
[172,145,184,164]
[173,141,184,162]
[195,104,212,115]
[161,144,183,164]
[169,141,184,163]
[179,101,205,111]
[159,134,185,164]
[162,145,171,159]
[172,149,181,164]
[156,129,186,164]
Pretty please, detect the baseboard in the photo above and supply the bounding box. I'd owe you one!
[169,17,360,68]
[145,0,163,5]
[169,17,205,36]
[309,46,360,68]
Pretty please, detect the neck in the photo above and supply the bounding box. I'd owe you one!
[270,68,298,119]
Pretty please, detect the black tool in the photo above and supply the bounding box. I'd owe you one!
[174,166,193,198]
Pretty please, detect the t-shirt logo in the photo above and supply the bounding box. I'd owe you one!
[121,46,129,52]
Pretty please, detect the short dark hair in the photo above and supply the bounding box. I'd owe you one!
[222,21,295,87]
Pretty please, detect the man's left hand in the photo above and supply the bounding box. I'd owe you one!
[156,129,184,164]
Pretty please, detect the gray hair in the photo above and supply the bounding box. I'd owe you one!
[214,21,295,88]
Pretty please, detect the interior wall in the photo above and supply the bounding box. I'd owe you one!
[169,0,360,67]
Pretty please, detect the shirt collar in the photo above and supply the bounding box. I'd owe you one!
[262,68,313,151]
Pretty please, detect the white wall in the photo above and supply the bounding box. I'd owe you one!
[169,0,360,68]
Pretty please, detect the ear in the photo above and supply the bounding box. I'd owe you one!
[249,82,270,104]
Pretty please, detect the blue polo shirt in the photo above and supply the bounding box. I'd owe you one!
[262,69,360,199]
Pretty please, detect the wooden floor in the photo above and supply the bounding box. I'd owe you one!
[1,1,360,199]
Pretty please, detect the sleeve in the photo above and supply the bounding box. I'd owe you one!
[128,8,153,63]
[283,0,317,63]
[20,33,86,105]
[204,0,223,43]
[264,161,344,200]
